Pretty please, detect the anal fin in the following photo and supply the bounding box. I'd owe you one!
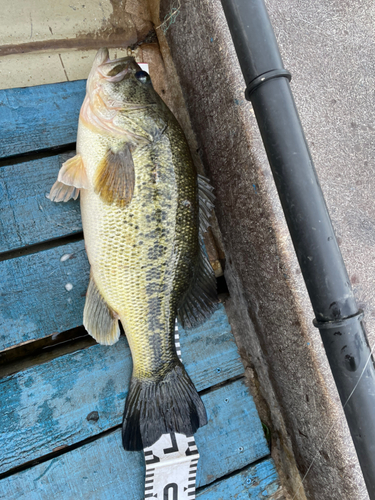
[83,274,120,345]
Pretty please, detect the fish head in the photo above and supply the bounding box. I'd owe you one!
[81,48,165,139]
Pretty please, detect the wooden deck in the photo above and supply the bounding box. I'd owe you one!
[0,80,283,498]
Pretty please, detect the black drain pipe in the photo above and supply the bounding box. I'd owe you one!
[220,0,375,496]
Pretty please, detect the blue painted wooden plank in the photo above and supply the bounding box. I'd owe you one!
[197,459,282,499]
[0,81,85,159]
[0,240,89,350]
[197,380,269,487]
[0,153,81,253]
[0,305,246,473]
[0,380,270,499]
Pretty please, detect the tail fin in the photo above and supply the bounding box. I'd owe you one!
[122,363,207,451]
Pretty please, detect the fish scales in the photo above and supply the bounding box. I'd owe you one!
[49,48,217,451]
[80,122,198,377]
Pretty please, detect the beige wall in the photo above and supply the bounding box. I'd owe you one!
[0,0,155,89]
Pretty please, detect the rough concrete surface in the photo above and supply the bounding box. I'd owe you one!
[160,0,374,498]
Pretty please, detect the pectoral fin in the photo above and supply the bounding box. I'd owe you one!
[57,154,89,188]
[83,274,120,345]
[93,144,135,207]
[48,181,80,202]
[48,154,88,202]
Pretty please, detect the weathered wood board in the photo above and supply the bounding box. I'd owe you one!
[197,459,281,499]
[0,305,244,473]
[0,81,84,158]
[0,240,89,350]
[0,380,271,499]
[0,153,80,253]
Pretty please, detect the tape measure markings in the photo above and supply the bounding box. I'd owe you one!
[143,433,200,499]
[175,319,182,361]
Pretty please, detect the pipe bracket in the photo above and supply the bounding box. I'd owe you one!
[245,69,292,101]
[313,310,364,330]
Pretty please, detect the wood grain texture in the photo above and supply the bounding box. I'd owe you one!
[0,380,270,499]
[0,305,245,473]
[0,80,85,158]
[0,153,81,253]
[0,240,89,351]
[197,459,282,500]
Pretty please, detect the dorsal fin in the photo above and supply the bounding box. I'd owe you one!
[177,174,217,328]
[198,174,215,233]
[93,144,135,207]
[177,240,218,329]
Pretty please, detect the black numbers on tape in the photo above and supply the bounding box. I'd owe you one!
[144,449,161,465]
[163,432,179,454]
[185,440,198,456]
[163,483,178,499]
[145,435,198,500]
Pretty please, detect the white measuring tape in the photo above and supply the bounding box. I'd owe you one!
[142,320,200,499]
[144,432,199,499]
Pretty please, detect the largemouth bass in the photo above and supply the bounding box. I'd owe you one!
[49,48,217,451]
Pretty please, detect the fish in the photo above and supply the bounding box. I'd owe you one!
[49,47,217,451]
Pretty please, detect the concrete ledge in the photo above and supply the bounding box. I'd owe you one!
[159,0,373,498]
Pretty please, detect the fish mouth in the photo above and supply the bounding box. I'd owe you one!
[92,47,140,83]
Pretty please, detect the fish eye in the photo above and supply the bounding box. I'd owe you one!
[135,71,151,84]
